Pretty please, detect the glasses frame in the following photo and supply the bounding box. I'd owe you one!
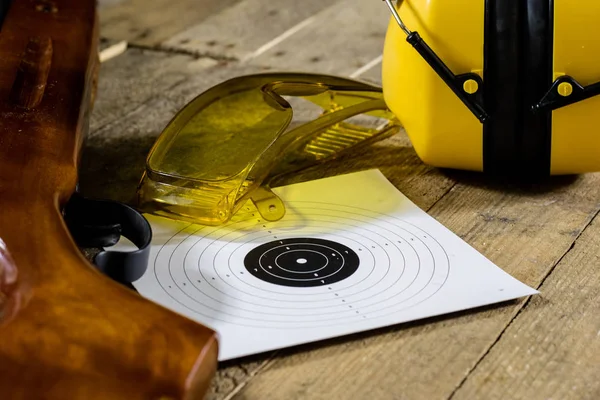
[137,72,400,225]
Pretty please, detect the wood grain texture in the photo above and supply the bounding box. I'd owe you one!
[83,61,265,202]
[231,172,600,399]
[86,1,455,397]
[83,59,287,400]
[9,36,53,108]
[98,0,242,46]
[451,215,600,400]
[83,53,452,400]
[247,0,389,76]
[91,47,217,132]
[359,58,383,84]
[92,0,389,134]
[0,1,218,398]
[86,0,600,398]
[161,0,331,60]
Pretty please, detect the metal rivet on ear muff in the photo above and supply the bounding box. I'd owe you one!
[463,79,479,95]
[557,82,573,97]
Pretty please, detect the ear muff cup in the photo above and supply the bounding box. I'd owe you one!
[383,0,600,177]
[483,0,554,178]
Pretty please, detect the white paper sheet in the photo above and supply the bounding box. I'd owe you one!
[131,169,538,361]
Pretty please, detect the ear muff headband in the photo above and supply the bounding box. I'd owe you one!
[520,0,554,178]
[483,0,554,178]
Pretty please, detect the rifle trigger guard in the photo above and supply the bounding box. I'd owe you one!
[63,193,152,286]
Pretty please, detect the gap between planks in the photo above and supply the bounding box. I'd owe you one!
[447,204,600,400]
[94,2,598,398]
[231,169,600,399]
[94,0,389,136]
[157,0,386,79]
[117,41,382,79]
[217,152,457,400]
[219,356,278,400]
[127,42,239,61]
[98,19,383,80]
[93,2,405,398]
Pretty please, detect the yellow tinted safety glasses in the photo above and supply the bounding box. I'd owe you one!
[136,73,400,226]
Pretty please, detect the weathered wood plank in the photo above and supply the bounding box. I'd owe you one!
[86,58,279,400]
[205,358,271,400]
[451,214,600,400]
[161,0,332,60]
[85,61,264,203]
[87,3,455,398]
[246,0,389,76]
[356,57,383,84]
[85,52,452,227]
[88,1,600,399]
[91,48,217,132]
[89,0,447,210]
[84,65,453,400]
[273,131,455,212]
[98,0,242,46]
[231,172,600,399]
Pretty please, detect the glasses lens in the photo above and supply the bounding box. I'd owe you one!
[137,73,400,226]
[149,89,291,180]
[138,79,293,225]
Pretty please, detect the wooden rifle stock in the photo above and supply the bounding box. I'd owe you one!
[0,1,219,398]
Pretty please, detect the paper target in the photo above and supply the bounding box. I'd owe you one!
[133,170,537,361]
[148,201,450,330]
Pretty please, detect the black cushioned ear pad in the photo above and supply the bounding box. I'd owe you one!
[483,0,553,178]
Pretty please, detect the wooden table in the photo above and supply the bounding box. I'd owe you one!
[88,1,600,399]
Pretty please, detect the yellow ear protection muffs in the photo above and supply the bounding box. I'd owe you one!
[382,0,600,178]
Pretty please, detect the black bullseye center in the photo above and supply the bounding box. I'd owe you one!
[244,238,360,287]
[275,250,328,273]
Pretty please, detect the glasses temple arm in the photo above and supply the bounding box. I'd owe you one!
[263,98,395,183]
[274,98,389,152]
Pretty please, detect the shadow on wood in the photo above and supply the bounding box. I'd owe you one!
[439,168,580,196]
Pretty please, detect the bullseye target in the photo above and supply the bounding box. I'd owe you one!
[243,238,360,287]
[148,201,450,330]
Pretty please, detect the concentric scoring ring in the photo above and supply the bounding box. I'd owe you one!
[244,238,360,287]
[147,201,450,329]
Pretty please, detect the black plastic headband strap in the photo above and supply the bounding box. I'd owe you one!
[64,193,152,286]
[520,0,553,178]
[483,0,553,178]
[405,32,488,123]
[482,0,521,176]
[383,0,488,123]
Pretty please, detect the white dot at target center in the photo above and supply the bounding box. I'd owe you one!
[296,258,307,264]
